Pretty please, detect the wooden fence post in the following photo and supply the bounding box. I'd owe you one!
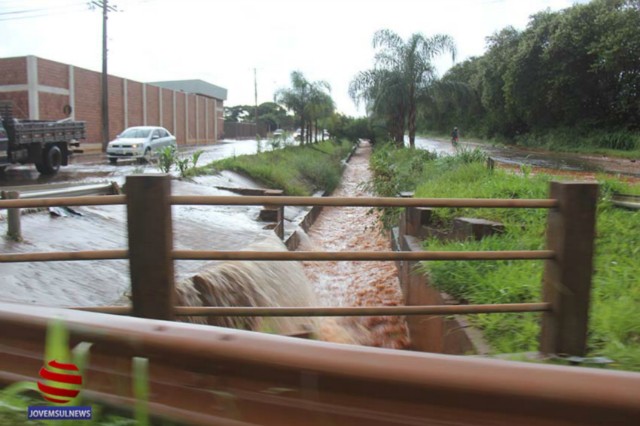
[264,189,284,240]
[126,174,175,320]
[540,181,598,357]
[1,191,22,241]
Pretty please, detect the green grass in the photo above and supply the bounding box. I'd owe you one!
[197,139,354,195]
[369,145,640,370]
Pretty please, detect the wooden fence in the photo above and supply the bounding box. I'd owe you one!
[0,174,598,357]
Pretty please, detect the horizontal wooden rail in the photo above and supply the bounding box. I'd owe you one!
[0,250,128,263]
[72,303,551,317]
[0,249,555,263]
[0,194,558,210]
[0,194,125,209]
[171,195,559,208]
[172,250,555,261]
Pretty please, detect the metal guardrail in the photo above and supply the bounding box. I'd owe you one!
[1,302,638,426]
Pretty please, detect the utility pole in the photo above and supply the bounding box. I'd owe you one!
[254,68,259,136]
[91,1,118,150]
[102,0,109,150]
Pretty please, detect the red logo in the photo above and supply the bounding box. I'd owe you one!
[37,360,83,405]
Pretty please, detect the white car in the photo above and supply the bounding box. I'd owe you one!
[107,126,177,164]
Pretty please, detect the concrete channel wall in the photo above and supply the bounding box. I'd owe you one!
[392,207,494,355]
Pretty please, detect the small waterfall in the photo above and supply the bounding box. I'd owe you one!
[175,234,319,336]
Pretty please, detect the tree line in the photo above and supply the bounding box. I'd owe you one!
[224,71,336,145]
[350,0,640,149]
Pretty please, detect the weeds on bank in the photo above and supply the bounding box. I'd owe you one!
[368,142,640,370]
[158,146,205,178]
[201,139,354,195]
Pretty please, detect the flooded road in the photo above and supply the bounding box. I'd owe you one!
[0,138,283,307]
[414,136,640,177]
[0,178,270,307]
[0,138,266,188]
[299,142,410,349]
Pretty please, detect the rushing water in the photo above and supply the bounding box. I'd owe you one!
[176,234,319,335]
[298,142,410,349]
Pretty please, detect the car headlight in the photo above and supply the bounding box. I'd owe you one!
[131,144,138,149]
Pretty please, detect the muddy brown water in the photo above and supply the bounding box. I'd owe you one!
[298,141,410,349]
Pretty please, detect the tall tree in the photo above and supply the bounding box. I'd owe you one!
[276,71,310,144]
[350,68,407,146]
[351,29,456,147]
[276,71,331,145]
[429,0,640,141]
[307,86,334,142]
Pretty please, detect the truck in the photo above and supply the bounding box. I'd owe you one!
[0,101,86,175]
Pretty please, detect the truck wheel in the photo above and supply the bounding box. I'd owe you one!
[37,145,62,175]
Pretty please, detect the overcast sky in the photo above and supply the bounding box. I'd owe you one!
[0,0,586,116]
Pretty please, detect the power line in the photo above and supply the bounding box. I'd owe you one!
[0,2,90,21]
[0,1,87,14]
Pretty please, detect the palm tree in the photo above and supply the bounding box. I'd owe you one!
[307,88,334,142]
[350,68,407,146]
[276,71,332,145]
[276,71,309,144]
[351,29,456,148]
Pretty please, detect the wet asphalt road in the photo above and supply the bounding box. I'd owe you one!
[0,138,265,188]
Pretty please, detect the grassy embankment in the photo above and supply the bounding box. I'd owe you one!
[369,143,640,371]
[420,128,640,160]
[196,139,354,195]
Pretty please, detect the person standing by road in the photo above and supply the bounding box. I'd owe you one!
[451,127,460,148]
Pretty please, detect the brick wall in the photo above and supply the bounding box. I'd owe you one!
[39,92,70,120]
[108,75,124,140]
[127,80,144,127]
[206,98,213,142]
[0,56,223,150]
[162,88,173,134]
[0,92,28,118]
[188,94,196,144]
[74,67,102,143]
[198,96,206,143]
[217,100,224,140]
[38,58,68,89]
[0,57,27,85]
[175,92,185,145]
[146,84,159,126]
